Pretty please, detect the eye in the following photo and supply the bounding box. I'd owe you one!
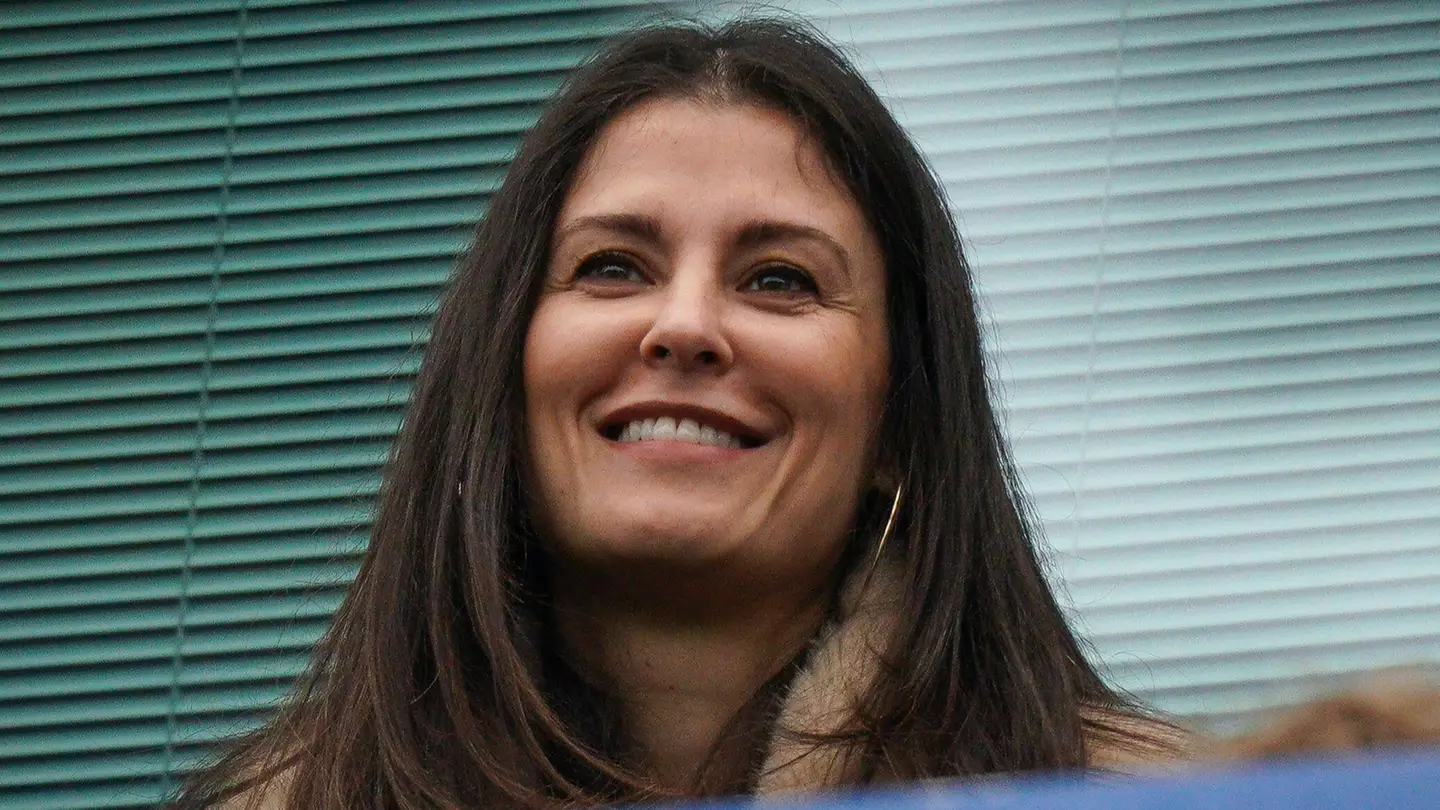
[744,265,818,296]
[575,252,646,285]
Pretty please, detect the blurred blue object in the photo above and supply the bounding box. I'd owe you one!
[655,749,1440,809]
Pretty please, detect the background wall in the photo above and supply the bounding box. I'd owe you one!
[764,0,1440,732]
[1,1,1436,808]
[0,2,658,807]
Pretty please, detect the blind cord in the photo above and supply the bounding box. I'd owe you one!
[161,0,249,797]
[1070,0,1131,556]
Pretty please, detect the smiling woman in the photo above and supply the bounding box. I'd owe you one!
[526,99,893,788]
[177,17,1188,810]
[527,97,889,599]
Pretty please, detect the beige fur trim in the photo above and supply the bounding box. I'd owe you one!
[756,564,905,794]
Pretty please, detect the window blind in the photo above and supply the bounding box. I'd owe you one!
[0,2,656,807]
[773,0,1440,732]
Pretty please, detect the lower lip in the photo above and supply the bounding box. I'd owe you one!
[606,437,754,460]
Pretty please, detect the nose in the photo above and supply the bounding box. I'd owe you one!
[639,271,734,373]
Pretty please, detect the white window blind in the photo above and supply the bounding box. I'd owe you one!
[772,0,1440,731]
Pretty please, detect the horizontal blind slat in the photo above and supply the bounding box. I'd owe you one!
[789,0,1440,732]
[2,6,650,805]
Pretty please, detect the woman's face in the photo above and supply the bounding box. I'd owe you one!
[523,97,889,591]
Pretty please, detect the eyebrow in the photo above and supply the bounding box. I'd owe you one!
[554,213,853,275]
[555,213,663,246]
[735,221,852,276]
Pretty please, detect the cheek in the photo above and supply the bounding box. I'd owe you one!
[522,311,560,442]
[784,327,888,433]
[521,297,640,473]
[523,299,604,417]
[521,301,592,541]
[521,303,588,477]
[764,323,889,509]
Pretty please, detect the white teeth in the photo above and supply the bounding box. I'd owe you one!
[614,416,745,448]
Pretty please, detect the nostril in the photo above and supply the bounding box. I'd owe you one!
[653,345,671,359]
[698,350,718,365]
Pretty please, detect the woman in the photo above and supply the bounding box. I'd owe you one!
[180,17,1187,810]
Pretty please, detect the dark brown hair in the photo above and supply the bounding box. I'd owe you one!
[178,17,1178,810]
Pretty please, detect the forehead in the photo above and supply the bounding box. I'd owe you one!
[558,97,871,239]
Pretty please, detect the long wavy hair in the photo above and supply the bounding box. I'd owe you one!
[178,17,1173,810]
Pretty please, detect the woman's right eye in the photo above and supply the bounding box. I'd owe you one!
[575,253,646,284]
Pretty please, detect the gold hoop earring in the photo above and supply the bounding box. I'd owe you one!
[872,483,903,566]
[859,483,903,594]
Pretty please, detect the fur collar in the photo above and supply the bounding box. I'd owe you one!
[753,564,1191,792]
[756,564,906,794]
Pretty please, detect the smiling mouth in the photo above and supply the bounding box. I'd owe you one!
[601,416,766,449]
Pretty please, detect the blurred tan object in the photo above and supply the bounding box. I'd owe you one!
[1206,670,1440,760]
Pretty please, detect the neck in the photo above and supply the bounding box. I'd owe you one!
[549,565,830,792]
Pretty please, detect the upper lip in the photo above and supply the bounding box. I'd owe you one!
[597,400,772,445]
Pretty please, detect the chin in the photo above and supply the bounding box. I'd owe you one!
[547,508,766,571]
[605,520,744,564]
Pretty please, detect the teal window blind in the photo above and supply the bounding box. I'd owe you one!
[777,0,1440,732]
[0,2,656,807]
